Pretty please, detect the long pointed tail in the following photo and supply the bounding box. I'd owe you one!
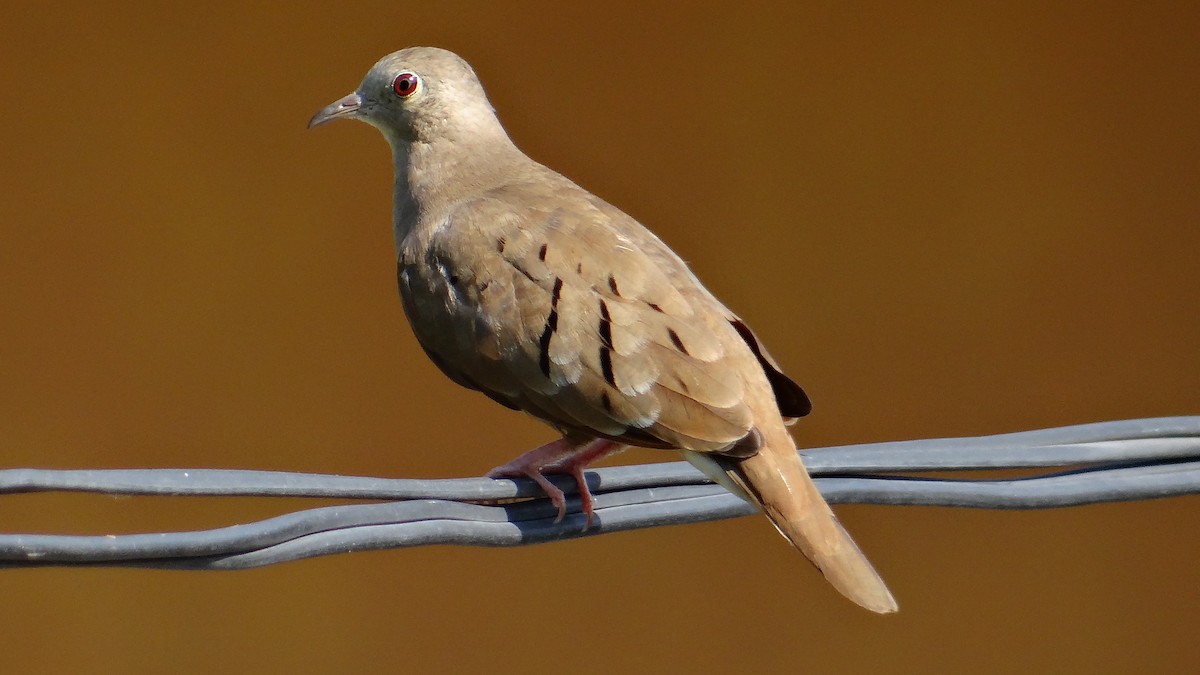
[684,431,898,614]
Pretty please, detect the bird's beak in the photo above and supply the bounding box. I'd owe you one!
[308,92,363,128]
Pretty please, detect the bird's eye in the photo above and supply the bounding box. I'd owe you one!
[392,73,420,98]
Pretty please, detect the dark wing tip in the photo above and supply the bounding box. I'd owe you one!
[766,367,813,418]
[729,318,813,419]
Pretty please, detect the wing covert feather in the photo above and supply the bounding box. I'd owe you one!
[397,181,801,453]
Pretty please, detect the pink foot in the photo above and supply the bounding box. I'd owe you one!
[487,438,575,521]
[487,438,622,529]
[541,440,622,528]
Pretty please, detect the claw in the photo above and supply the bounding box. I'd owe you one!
[488,438,622,529]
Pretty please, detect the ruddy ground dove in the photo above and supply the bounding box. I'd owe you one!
[309,47,897,613]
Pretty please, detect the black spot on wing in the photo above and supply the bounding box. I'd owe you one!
[538,243,548,261]
[600,391,613,414]
[608,274,620,296]
[599,348,615,387]
[598,299,616,387]
[667,328,689,355]
[537,327,553,378]
[538,277,564,378]
[598,300,613,348]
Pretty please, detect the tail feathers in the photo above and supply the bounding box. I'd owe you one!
[733,446,898,613]
[682,444,898,614]
[762,499,899,614]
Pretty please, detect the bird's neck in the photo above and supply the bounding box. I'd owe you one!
[389,142,418,251]
[387,126,522,252]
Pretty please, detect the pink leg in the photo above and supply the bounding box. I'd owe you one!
[487,438,623,529]
[543,439,622,528]
[487,438,577,520]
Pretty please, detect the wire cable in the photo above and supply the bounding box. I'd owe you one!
[0,417,1196,570]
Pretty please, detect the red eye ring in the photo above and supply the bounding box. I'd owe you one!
[392,72,420,97]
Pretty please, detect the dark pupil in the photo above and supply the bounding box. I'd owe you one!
[399,78,413,91]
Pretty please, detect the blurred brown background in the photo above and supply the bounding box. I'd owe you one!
[1,1,1197,673]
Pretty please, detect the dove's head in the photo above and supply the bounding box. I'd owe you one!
[308,46,506,146]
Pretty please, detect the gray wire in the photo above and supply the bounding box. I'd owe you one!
[0,417,1196,570]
